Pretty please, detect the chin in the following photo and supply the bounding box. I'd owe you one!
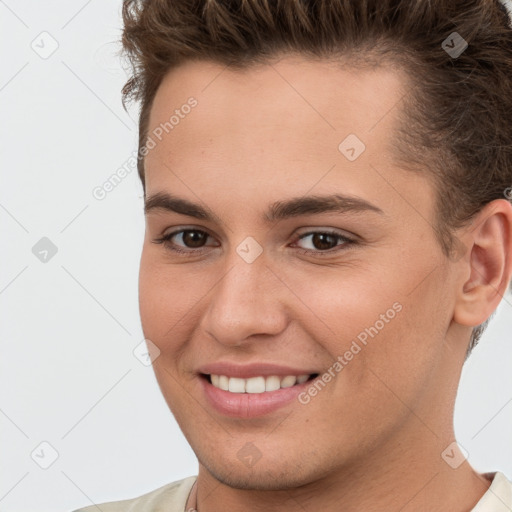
[198,455,328,491]
[206,467,308,491]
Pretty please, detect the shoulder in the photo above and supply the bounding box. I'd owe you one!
[70,475,197,512]
[472,471,512,512]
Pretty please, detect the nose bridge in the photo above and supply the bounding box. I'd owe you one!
[201,248,287,345]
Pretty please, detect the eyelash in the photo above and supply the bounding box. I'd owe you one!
[152,228,356,257]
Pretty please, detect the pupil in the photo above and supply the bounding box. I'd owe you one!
[313,233,336,250]
[184,230,206,248]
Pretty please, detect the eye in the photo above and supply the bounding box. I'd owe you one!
[152,228,218,255]
[152,228,356,258]
[291,230,355,256]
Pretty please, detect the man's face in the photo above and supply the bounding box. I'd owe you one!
[139,56,462,489]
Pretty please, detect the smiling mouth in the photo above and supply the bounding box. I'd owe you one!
[202,373,319,393]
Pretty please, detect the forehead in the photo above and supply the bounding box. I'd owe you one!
[144,56,433,225]
[147,55,409,160]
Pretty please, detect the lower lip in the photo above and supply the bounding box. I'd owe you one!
[201,376,312,418]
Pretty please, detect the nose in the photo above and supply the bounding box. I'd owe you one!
[199,255,289,347]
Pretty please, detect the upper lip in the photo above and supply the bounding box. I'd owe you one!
[197,362,318,379]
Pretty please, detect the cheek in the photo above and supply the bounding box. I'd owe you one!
[138,254,163,336]
[353,271,452,403]
[138,248,213,358]
[138,251,186,344]
[298,260,450,392]
[288,268,402,351]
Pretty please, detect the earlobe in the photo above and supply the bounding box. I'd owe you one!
[453,199,512,328]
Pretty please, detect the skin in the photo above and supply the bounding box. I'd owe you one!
[138,56,512,511]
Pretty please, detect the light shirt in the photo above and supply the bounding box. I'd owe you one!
[72,471,512,512]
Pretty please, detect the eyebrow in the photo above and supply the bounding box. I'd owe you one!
[144,191,384,223]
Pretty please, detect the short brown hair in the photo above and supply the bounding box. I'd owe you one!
[121,0,512,354]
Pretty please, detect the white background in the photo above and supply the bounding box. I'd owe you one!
[1,2,511,511]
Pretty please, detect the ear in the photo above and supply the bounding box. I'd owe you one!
[453,199,512,328]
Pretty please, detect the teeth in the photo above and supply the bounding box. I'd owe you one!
[280,375,297,388]
[228,377,245,393]
[265,375,281,391]
[209,374,310,393]
[218,375,229,391]
[246,376,265,393]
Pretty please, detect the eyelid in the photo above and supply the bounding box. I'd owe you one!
[294,227,357,240]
